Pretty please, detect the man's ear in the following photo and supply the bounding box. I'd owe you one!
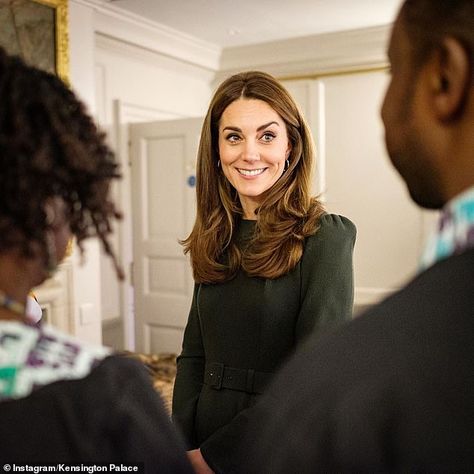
[429,37,470,121]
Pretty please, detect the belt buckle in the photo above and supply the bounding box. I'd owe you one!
[208,362,224,390]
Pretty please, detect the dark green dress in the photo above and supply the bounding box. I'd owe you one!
[172,214,356,472]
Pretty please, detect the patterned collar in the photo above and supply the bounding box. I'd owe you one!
[0,321,111,401]
[420,186,474,271]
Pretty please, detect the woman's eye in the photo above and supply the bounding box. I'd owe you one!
[261,132,276,142]
[226,134,241,143]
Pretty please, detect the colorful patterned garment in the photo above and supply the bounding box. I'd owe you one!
[420,186,474,271]
[0,321,110,401]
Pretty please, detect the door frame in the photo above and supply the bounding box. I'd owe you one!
[112,100,185,350]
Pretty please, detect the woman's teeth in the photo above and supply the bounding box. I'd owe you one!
[238,168,265,176]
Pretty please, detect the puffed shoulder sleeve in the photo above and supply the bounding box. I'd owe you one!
[296,213,356,343]
[172,283,205,448]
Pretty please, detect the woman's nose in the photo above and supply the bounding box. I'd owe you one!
[241,141,260,161]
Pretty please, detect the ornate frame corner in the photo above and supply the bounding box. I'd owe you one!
[33,0,69,84]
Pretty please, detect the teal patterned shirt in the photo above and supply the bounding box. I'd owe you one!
[420,186,474,270]
[0,321,110,400]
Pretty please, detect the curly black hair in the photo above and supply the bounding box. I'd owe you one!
[0,47,123,278]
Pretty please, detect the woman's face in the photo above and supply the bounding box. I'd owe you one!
[218,98,291,219]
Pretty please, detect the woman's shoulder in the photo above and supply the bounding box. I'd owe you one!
[312,213,356,240]
[299,213,356,275]
[302,213,356,254]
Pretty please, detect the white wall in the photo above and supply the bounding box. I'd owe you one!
[225,28,437,311]
[66,0,218,347]
[86,2,216,349]
[62,1,103,344]
[65,2,437,349]
[282,74,431,314]
[305,72,435,311]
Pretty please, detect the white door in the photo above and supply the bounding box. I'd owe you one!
[129,118,203,354]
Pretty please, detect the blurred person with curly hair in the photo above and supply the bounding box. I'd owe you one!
[0,47,192,472]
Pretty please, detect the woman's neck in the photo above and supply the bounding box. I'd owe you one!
[239,196,259,220]
[0,292,28,322]
[0,253,32,322]
[0,306,26,322]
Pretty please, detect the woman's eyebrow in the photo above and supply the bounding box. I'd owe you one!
[222,121,280,133]
[257,121,279,131]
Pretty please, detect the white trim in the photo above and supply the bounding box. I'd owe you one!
[71,0,221,72]
[102,316,122,328]
[102,316,124,350]
[312,80,326,197]
[34,260,74,334]
[217,25,391,81]
[95,34,215,82]
[112,100,184,351]
[94,63,107,123]
[73,0,390,83]
[119,102,188,123]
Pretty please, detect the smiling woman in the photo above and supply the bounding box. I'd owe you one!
[218,99,292,218]
[172,71,357,474]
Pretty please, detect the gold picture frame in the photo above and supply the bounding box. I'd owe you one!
[34,0,69,83]
[0,0,69,83]
[31,0,73,257]
[0,0,72,256]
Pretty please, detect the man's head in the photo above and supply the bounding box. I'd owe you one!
[381,0,474,209]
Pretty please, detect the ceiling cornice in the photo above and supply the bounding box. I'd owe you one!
[71,1,391,80]
[217,24,391,81]
[71,0,222,71]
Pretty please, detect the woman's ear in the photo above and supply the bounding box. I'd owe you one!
[430,37,470,121]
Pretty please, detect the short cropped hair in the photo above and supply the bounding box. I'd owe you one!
[401,0,474,73]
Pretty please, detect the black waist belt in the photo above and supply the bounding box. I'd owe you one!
[204,362,272,394]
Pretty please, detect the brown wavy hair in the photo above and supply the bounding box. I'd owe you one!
[182,71,324,283]
[0,48,123,278]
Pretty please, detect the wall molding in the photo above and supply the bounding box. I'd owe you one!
[95,34,215,82]
[71,0,221,71]
[73,0,391,84]
[118,102,187,123]
[217,25,391,82]
[35,260,74,334]
[102,316,124,350]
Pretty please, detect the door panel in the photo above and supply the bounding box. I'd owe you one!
[130,118,202,353]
